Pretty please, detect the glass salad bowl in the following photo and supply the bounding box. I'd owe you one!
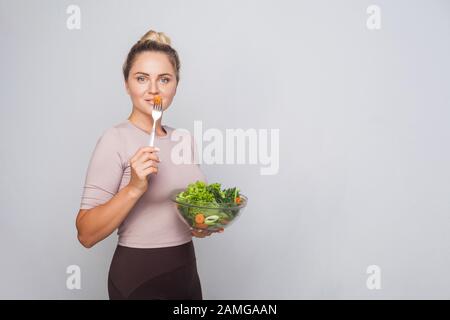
[170,188,248,232]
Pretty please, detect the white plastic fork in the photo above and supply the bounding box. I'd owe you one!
[148,98,163,147]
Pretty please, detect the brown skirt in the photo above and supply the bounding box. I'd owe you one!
[107,240,202,300]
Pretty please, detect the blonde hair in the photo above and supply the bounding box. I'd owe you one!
[122,29,181,83]
[138,30,172,46]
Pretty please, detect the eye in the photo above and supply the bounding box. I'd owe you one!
[160,77,170,84]
[137,76,147,83]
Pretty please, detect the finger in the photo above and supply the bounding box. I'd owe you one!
[141,159,159,170]
[139,152,161,163]
[130,146,160,165]
[192,230,206,238]
[191,231,203,238]
[133,154,160,173]
[135,152,160,167]
[131,146,159,163]
[142,166,158,176]
[140,164,158,175]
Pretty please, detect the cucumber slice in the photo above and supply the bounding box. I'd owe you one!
[204,215,219,225]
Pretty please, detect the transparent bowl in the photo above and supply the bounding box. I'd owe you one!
[170,188,248,232]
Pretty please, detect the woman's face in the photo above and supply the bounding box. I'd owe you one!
[125,51,177,116]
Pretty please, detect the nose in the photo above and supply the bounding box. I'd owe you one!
[146,79,160,94]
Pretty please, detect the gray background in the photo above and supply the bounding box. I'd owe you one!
[1,0,449,299]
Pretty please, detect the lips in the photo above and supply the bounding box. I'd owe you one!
[144,96,162,105]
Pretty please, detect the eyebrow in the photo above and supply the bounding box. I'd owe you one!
[134,72,173,77]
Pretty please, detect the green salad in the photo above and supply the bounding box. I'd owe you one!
[175,181,244,230]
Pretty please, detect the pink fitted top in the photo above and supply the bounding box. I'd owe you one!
[79,120,207,248]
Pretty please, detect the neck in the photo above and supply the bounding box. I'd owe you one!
[127,110,167,136]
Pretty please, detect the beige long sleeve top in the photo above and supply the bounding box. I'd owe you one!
[79,120,207,248]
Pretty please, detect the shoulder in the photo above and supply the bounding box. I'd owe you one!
[111,120,131,137]
[93,122,127,155]
[89,123,129,165]
[98,125,121,143]
[98,120,132,143]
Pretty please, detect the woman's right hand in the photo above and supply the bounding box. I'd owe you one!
[191,227,224,238]
[127,146,161,195]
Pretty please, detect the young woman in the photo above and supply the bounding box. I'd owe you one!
[76,30,220,300]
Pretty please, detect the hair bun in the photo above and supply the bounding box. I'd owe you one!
[139,30,172,46]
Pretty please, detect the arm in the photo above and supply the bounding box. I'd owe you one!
[76,185,144,248]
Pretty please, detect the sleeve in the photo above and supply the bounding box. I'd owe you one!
[79,127,124,210]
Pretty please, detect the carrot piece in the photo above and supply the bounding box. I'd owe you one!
[195,223,209,229]
[195,213,205,224]
[235,196,241,204]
